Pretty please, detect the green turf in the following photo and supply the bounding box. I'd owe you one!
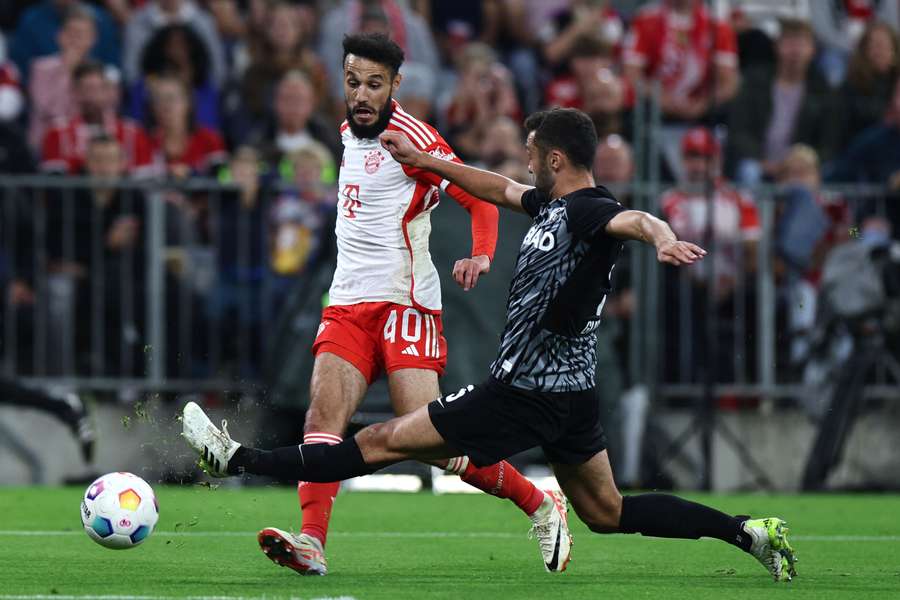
[1,486,899,599]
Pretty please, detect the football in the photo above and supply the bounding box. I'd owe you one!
[80,472,159,549]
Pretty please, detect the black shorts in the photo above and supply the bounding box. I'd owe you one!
[427,377,607,467]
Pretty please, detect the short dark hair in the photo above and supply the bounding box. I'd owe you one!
[342,32,405,76]
[73,59,105,82]
[524,108,598,170]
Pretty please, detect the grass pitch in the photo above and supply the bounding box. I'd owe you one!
[1,486,899,599]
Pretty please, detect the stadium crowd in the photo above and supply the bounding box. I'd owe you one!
[2,0,900,390]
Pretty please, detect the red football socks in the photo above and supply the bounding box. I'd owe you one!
[449,457,545,516]
[298,432,343,547]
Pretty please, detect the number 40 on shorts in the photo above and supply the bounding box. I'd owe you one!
[383,307,441,358]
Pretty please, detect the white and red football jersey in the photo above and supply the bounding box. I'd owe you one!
[661,182,760,283]
[328,101,498,314]
[623,2,737,101]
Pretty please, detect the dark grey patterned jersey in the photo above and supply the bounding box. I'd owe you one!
[489,186,627,392]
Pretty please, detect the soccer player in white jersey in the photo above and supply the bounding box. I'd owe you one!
[253,33,569,576]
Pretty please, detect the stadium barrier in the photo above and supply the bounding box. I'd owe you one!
[2,175,899,489]
[2,175,896,398]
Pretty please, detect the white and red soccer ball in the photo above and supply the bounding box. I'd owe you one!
[81,472,159,549]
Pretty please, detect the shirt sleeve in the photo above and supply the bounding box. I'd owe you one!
[519,187,547,218]
[40,127,70,173]
[400,132,499,261]
[622,14,652,69]
[566,192,627,241]
[714,21,738,67]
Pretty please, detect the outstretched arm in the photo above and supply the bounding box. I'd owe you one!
[605,210,707,266]
[381,130,532,213]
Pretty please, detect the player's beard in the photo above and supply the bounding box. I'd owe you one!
[533,156,555,196]
[346,96,394,139]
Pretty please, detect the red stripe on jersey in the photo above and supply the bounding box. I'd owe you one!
[389,118,428,149]
[401,180,441,315]
[393,110,436,145]
[339,120,349,134]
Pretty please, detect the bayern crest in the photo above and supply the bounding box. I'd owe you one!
[364,150,385,174]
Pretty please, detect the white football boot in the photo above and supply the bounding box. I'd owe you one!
[528,489,573,572]
[181,401,241,477]
[258,527,328,576]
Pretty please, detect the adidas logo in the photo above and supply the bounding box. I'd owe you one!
[401,345,420,356]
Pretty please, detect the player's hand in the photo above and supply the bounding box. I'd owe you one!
[657,240,706,266]
[380,131,423,166]
[452,254,491,291]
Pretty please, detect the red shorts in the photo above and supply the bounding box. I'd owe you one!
[312,302,448,384]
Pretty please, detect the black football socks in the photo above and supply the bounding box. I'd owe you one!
[229,438,375,482]
[619,493,752,552]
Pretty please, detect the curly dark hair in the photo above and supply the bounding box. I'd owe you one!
[342,32,404,76]
[140,24,211,87]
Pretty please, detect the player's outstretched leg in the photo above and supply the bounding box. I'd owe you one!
[553,451,798,582]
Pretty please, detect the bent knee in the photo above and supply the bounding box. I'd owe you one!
[579,493,624,534]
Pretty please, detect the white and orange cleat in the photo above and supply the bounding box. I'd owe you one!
[528,489,573,573]
[257,527,328,576]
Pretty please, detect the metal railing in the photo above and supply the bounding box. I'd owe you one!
[2,175,896,402]
[1,175,335,393]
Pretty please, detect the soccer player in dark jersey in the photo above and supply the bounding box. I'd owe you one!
[183,108,797,581]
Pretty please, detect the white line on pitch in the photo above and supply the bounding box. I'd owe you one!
[1,530,899,541]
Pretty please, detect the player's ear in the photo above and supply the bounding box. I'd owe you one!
[392,72,402,94]
[550,149,563,172]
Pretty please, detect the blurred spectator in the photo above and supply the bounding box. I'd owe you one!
[622,0,739,122]
[123,0,226,88]
[413,0,501,66]
[27,4,96,150]
[251,70,339,182]
[593,134,634,186]
[662,128,760,300]
[10,0,121,79]
[774,144,851,366]
[0,44,31,173]
[474,116,529,183]
[809,0,900,85]
[583,70,627,139]
[728,19,839,185]
[538,0,624,68]
[826,77,900,187]
[661,127,760,383]
[491,0,543,114]
[210,145,268,374]
[729,5,776,75]
[441,43,519,160]
[41,60,154,175]
[231,0,329,143]
[838,21,900,148]
[475,116,523,167]
[269,147,335,279]
[128,24,220,129]
[545,35,620,111]
[45,134,147,375]
[204,0,248,71]
[0,51,25,124]
[147,74,226,178]
[318,0,439,116]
